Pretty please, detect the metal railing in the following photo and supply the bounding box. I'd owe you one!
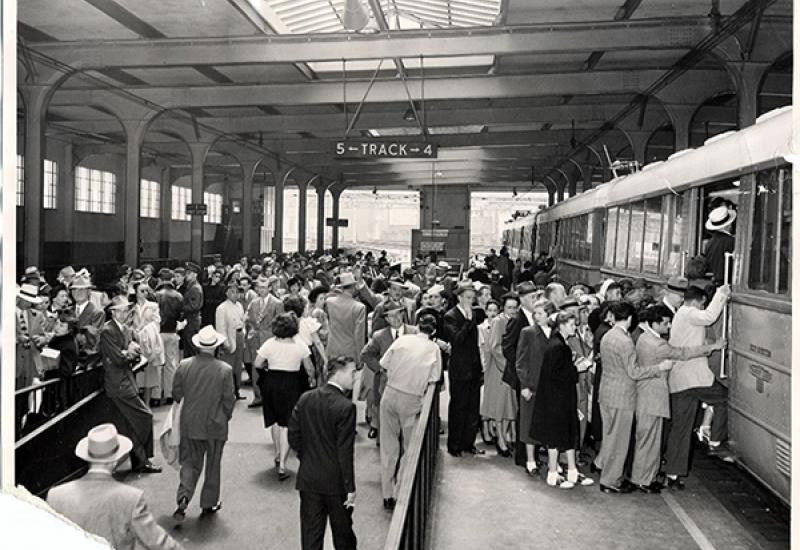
[383,385,440,550]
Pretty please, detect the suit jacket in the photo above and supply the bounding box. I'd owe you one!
[501,309,531,389]
[288,384,356,496]
[15,307,45,388]
[76,301,105,354]
[155,285,183,333]
[515,324,550,409]
[173,354,235,440]
[635,329,708,418]
[99,320,136,398]
[598,325,661,411]
[371,297,416,335]
[244,294,283,361]
[215,300,244,355]
[325,292,367,363]
[361,325,418,373]
[47,471,182,550]
[182,282,203,329]
[668,290,726,393]
[443,306,485,381]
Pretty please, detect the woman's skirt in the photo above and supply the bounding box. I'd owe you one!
[480,362,518,421]
[258,369,302,428]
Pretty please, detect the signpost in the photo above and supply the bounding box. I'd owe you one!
[420,229,449,238]
[325,217,349,227]
[185,203,208,216]
[419,241,446,252]
[334,140,438,159]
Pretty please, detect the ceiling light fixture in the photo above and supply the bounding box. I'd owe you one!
[403,108,416,122]
[343,0,370,31]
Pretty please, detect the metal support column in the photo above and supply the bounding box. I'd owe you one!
[189,142,211,265]
[331,187,343,252]
[241,161,257,258]
[122,121,144,267]
[22,86,49,268]
[297,182,308,255]
[159,165,171,259]
[316,185,326,254]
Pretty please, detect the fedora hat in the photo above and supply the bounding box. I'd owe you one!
[58,265,76,280]
[388,276,408,289]
[192,325,226,350]
[705,205,737,231]
[337,272,358,288]
[516,281,538,296]
[185,262,202,274]
[17,283,42,304]
[107,294,133,311]
[666,275,689,293]
[71,271,95,290]
[383,302,407,316]
[436,261,451,271]
[453,280,476,296]
[129,269,146,283]
[75,423,132,464]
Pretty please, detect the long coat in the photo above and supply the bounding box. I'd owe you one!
[173,354,235,441]
[530,332,579,451]
[501,309,530,390]
[325,292,367,364]
[75,301,105,354]
[15,307,45,388]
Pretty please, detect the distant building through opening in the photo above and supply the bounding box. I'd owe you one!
[470,191,548,257]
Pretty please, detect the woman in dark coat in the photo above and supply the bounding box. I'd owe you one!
[531,311,594,489]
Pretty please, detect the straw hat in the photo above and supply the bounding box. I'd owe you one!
[71,271,95,290]
[107,294,133,311]
[75,423,132,464]
[191,325,227,350]
[17,283,42,304]
[337,272,358,288]
[705,205,737,231]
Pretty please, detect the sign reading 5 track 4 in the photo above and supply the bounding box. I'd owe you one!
[334,141,437,159]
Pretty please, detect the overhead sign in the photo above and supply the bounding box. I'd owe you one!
[420,229,449,238]
[334,141,438,159]
[419,241,446,252]
[326,217,349,227]
[185,203,208,216]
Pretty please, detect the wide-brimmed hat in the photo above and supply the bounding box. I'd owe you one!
[129,269,146,284]
[75,423,132,464]
[337,272,358,288]
[388,276,408,289]
[71,270,95,290]
[17,283,42,304]
[705,205,737,231]
[453,281,476,296]
[107,294,133,311]
[436,261,451,271]
[185,262,202,274]
[158,268,174,281]
[192,325,226,350]
[666,275,689,293]
[426,284,445,296]
[58,265,76,280]
[559,297,580,310]
[383,302,407,316]
[516,281,538,296]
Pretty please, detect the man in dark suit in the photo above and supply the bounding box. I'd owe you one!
[361,304,419,440]
[289,356,359,550]
[443,281,486,457]
[71,271,105,355]
[181,262,204,358]
[99,294,160,474]
[501,281,538,465]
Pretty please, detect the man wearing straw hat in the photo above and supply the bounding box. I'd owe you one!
[15,282,46,390]
[100,294,161,474]
[47,423,183,550]
[172,325,235,521]
[71,270,105,355]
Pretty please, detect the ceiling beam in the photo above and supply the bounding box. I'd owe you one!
[49,69,729,108]
[24,17,724,69]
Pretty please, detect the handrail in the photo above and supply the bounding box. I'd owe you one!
[383,384,440,550]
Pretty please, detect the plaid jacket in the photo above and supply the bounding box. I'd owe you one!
[598,325,660,411]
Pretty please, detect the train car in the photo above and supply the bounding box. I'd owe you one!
[510,105,792,503]
[502,214,537,263]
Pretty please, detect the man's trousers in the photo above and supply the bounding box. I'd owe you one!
[160,333,179,399]
[219,332,244,394]
[300,491,357,550]
[379,387,422,499]
[177,438,225,508]
[596,404,634,488]
[447,377,481,454]
[630,413,664,486]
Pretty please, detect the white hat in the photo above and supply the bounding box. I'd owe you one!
[337,272,358,288]
[436,261,451,270]
[427,284,445,296]
[17,283,42,304]
[705,205,737,231]
[75,423,132,464]
[191,325,227,350]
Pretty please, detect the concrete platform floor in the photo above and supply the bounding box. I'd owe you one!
[429,395,786,550]
[123,386,391,550]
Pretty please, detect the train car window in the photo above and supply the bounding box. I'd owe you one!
[586,212,595,262]
[699,180,740,254]
[616,205,630,269]
[664,192,688,275]
[748,166,792,295]
[642,197,663,273]
[605,207,618,266]
[627,201,645,271]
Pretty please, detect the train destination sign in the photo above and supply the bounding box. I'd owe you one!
[325,217,349,227]
[334,141,438,159]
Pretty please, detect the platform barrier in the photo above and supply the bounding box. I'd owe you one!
[383,385,440,550]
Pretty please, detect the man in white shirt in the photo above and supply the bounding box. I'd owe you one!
[663,284,731,488]
[378,314,441,509]
[216,282,246,400]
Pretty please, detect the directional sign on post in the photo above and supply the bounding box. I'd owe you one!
[326,217,349,227]
[334,141,438,159]
[185,203,208,216]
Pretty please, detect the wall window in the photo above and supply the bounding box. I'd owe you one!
[605,207,618,267]
[16,155,24,206]
[171,186,191,221]
[44,159,58,209]
[642,197,664,273]
[140,179,160,218]
[748,166,791,295]
[75,166,116,214]
[204,192,223,224]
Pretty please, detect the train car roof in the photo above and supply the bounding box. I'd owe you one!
[534,105,792,219]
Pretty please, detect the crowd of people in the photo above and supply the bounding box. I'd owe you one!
[17,203,738,549]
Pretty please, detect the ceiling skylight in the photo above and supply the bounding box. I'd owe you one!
[367,125,485,137]
[249,0,501,35]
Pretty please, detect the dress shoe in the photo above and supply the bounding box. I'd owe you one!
[447,450,462,458]
[525,464,538,477]
[164,397,174,406]
[590,462,602,474]
[248,400,262,408]
[708,445,735,463]
[235,393,247,401]
[665,477,685,490]
[467,447,486,455]
[135,462,162,474]
[599,483,632,494]
[495,441,511,457]
[201,502,222,515]
[173,497,189,522]
[383,498,396,511]
[278,469,291,481]
[633,482,662,494]
[149,398,161,408]
[367,428,378,439]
